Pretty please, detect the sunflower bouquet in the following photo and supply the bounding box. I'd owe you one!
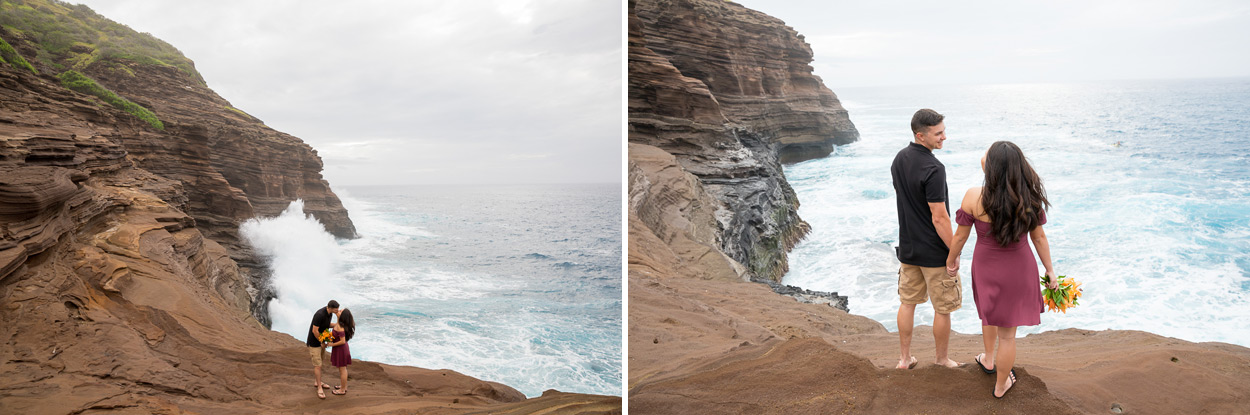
[317,328,335,345]
[1041,274,1083,313]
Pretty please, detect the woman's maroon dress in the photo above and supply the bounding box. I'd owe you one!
[956,208,1046,327]
[330,329,351,367]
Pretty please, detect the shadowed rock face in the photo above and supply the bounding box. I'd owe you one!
[0,23,616,413]
[629,0,849,282]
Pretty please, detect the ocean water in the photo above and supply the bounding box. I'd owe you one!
[783,78,1250,347]
[241,184,621,397]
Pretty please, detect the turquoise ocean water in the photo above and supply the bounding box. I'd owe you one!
[242,184,621,397]
[783,78,1250,346]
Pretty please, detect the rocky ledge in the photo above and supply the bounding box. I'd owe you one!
[0,2,616,413]
[751,277,849,312]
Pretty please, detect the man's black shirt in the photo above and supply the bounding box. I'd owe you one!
[891,142,950,267]
[306,308,332,347]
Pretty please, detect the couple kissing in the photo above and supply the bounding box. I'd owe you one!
[307,300,357,399]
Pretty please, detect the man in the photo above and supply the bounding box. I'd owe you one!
[308,300,341,399]
[890,108,960,370]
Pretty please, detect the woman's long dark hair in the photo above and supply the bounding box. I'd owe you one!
[339,309,355,342]
[982,141,1050,247]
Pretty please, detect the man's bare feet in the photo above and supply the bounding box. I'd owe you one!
[935,357,960,368]
[312,382,331,388]
[896,355,918,369]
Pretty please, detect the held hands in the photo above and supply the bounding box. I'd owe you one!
[946,255,960,277]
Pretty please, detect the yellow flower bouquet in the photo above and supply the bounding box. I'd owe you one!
[318,328,334,345]
[1041,274,1083,313]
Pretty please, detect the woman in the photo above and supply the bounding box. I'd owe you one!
[945,141,1058,398]
[327,308,356,395]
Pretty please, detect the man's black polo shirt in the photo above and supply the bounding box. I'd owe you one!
[306,307,332,347]
[891,142,949,267]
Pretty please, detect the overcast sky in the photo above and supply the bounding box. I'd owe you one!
[74,0,622,186]
[734,0,1250,89]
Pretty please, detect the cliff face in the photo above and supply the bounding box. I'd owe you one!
[79,60,358,323]
[0,4,617,413]
[1,0,355,325]
[628,0,856,282]
[634,0,859,164]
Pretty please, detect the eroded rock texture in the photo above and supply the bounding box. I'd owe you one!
[634,0,859,163]
[629,0,856,281]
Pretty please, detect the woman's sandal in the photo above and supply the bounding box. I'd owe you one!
[993,369,1016,399]
[975,353,996,374]
[332,387,347,396]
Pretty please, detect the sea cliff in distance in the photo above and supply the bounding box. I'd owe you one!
[0,1,618,413]
[625,0,1250,413]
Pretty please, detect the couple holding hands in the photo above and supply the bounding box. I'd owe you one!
[892,109,1058,399]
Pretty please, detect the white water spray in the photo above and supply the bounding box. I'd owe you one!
[240,200,343,341]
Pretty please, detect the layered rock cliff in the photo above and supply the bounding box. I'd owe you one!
[628,0,857,283]
[633,0,859,164]
[1,1,355,325]
[627,1,1250,413]
[0,2,617,413]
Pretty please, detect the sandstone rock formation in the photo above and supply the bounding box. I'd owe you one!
[633,0,859,164]
[1,6,354,324]
[629,0,858,282]
[627,1,1250,413]
[0,4,617,412]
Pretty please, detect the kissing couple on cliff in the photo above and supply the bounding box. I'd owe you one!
[307,300,356,399]
[892,109,1058,398]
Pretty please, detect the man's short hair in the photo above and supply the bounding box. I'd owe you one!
[327,300,340,309]
[911,108,944,134]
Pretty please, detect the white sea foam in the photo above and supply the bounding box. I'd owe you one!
[302,186,620,397]
[239,200,348,340]
[785,81,1250,346]
[237,187,620,397]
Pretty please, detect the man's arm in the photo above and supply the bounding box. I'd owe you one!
[928,201,954,249]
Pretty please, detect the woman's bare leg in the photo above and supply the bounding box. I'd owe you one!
[994,326,1018,396]
[981,325,998,370]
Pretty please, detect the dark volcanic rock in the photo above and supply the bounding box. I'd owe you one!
[751,277,849,312]
[629,0,855,281]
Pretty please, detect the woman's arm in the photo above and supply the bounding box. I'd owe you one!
[945,188,978,276]
[1030,225,1058,289]
[946,225,971,276]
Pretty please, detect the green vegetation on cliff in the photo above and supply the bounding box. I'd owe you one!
[224,105,260,122]
[0,0,203,83]
[0,35,37,73]
[59,70,164,130]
